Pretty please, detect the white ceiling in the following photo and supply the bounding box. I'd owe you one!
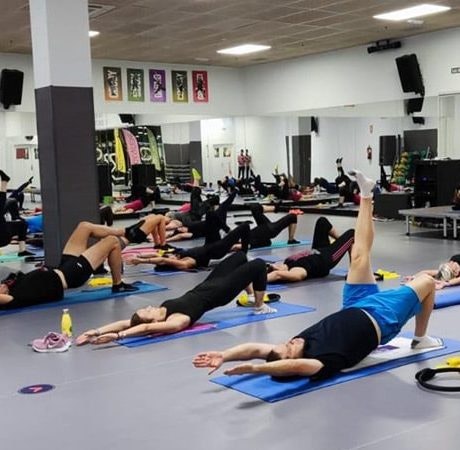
[1,0,459,67]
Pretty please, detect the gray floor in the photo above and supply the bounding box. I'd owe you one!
[1,212,460,450]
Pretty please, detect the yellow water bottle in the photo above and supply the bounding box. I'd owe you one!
[61,308,73,338]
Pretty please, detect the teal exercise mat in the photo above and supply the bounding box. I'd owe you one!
[434,286,460,309]
[249,239,311,252]
[211,335,459,402]
[118,302,315,348]
[0,248,45,263]
[0,281,167,316]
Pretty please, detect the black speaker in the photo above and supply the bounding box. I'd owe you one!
[395,54,425,96]
[119,114,135,125]
[379,135,397,166]
[406,97,424,115]
[132,164,156,187]
[412,116,425,125]
[97,164,112,202]
[311,117,319,134]
[0,69,24,109]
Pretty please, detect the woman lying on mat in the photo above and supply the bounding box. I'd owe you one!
[75,252,276,345]
[114,185,161,214]
[0,214,173,309]
[267,217,354,283]
[0,221,139,310]
[125,222,251,271]
[193,171,442,379]
[0,170,33,256]
[404,256,460,290]
[231,204,300,250]
[165,190,236,243]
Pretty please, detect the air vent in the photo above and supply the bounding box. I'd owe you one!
[88,3,115,19]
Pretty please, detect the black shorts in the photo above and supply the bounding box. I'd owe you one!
[57,254,94,288]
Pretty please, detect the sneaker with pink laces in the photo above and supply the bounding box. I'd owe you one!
[32,332,71,353]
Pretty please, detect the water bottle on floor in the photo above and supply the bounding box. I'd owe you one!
[61,308,73,338]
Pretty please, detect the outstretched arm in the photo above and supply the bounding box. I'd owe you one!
[224,358,324,377]
[267,267,306,283]
[193,343,275,374]
[89,315,191,345]
[75,319,131,345]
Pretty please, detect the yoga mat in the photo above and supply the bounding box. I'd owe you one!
[434,286,460,309]
[211,335,459,402]
[118,302,314,348]
[0,253,26,263]
[250,239,311,252]
[0,281,167,316]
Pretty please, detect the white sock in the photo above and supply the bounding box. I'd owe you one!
[348,170,375,198]
[253,304,277,315]
[411,335,443,349]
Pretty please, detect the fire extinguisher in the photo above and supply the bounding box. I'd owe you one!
[367,145,372,160]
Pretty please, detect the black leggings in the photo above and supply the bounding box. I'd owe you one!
[0,192,27,247]
[249,204,297,248]
[182,223,250,267]
[311,217,354,271]
[201,251,266,295]
[163,252,267,324]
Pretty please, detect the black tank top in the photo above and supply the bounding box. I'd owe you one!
[179,247,210,268]
[4,269,64,309]
[161,291,208,324]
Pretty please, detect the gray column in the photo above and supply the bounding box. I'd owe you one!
[29,0,99,265]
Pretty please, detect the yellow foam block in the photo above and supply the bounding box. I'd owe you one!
[375,269,400,280]
[88,277,113,287]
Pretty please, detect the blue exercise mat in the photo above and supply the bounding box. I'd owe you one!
[434,286,460,309]
[249,239,311,252]
[211,336,460,402]
[0,281,167,316]
[118,302,315,348]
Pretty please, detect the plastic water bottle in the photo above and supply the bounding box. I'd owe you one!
[61,309,73,338]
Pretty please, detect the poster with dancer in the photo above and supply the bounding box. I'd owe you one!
[171,70,188,103]
[127,69,144,102]
[149,69,166,103]
[103,67,123,101]
[192,70,208,103]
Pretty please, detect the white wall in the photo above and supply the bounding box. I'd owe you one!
[242,28,460,115]
[311,116,439,182]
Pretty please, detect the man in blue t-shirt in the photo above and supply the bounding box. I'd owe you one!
[193,171,442,380]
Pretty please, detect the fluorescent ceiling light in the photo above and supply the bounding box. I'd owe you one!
[217,44,271,55]
[374,4,451,21]
[89,30,100,38]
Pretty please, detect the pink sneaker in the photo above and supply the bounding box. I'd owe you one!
[32,332,71,353]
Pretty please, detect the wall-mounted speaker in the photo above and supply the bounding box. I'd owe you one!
[395,54,425,96]
[412,116,425,125]
[119,114,135,125]
[379,135,397,166]
[0,69,24,109]
[406,97,424,115]
[311,117,319,134]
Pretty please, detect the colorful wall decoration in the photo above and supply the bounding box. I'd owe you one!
[103,67,123,101]
[127,69,145,102]
[149,69,166,103]
[171,70,188,103]
[192,70,208,103]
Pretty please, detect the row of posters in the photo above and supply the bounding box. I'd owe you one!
[103,67,209,103]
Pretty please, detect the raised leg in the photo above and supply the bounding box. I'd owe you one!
[346,171,376,284]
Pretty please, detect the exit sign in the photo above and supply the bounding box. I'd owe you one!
[452,67,460,74]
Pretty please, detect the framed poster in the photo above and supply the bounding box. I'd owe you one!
[149,69,166,103]
[127,68,144,102]
[103,67,123,101]
[16,147,29,159]
[192,70,208,102]
[171,70,188,103]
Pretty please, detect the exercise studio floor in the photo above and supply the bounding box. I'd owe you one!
[1,212,460,450]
